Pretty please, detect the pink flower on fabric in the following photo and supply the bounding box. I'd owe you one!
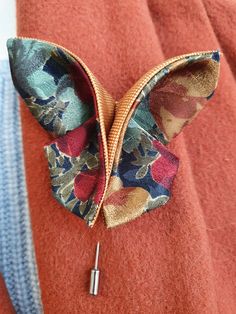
[150,78,205,120]
[150,140,179,189]
[74,168,99,202]
[54,116,96,157]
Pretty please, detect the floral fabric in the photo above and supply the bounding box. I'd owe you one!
[103,52,220,227]
[7,39,94,136]
[7,38,105,226]
[7,38,220,227]
[44,117,106,225]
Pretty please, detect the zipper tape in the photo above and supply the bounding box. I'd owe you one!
[12,38,218,227]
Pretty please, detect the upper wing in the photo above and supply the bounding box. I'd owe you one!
[104,51,220,227]
[7,38,115,226]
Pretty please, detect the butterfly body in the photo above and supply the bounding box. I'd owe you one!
[7,38,220,228]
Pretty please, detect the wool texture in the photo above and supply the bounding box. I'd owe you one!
[2,0,236,313]
[0,276,15,314]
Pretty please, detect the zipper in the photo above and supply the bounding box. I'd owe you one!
[96,48,218,227]
[15,37,217,227]
[17,36,111,166]
[108,50,219,172]
[16,36,112,227]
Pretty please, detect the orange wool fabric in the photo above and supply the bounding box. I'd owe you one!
[3,0,236,313]
[0,276,15,314]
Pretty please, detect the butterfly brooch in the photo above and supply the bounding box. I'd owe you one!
[7,38,220,228]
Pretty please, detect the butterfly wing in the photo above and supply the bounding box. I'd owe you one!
[7,38,114,226]
[104,51,220,227]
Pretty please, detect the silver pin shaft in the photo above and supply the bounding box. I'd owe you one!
[89,242,100,296]
[94,242,100,269]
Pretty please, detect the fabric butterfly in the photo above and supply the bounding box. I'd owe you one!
[7,38,220,228]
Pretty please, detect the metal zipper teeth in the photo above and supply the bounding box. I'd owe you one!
[16,36,112,227]
[17,36,110,170]
[108,50,218,172]
[95,49,217,227]
[16,38,217,227]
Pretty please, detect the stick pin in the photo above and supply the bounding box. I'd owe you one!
[89,242,100,296]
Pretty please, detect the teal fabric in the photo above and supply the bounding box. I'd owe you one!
[7,38,93,136]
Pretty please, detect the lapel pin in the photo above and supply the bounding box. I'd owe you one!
[89,242,100,296]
